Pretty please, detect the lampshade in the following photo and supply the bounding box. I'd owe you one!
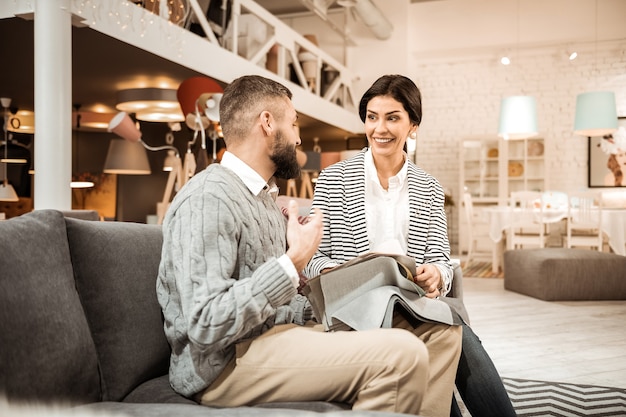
[116,88,184,123]
[573,91,618,137]
[0,182,18,202]
[70,181,95,189]
[108,112,142,142]
[302,151,321,171]
[103,139,151,175]
[197,92,223,122]
[176,76,223,117]
[73,111,117,130]
[498,96,538,140]
[7,110,35,134]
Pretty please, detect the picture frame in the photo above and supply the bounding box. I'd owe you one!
[588,117,626,188]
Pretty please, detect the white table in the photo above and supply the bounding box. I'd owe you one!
[486,206,568,245]
[484,206,556,273]
[484,206,626,272]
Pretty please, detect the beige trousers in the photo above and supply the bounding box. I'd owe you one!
[197,315,462,417]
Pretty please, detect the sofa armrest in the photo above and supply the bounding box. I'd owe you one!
[448,258,463,300]
[443,259,470,324]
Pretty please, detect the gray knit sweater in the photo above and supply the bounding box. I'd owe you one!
[156,164,310,397]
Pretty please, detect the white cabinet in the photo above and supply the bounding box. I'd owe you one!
[460,137,501,203]
[458,136,546,255]
[506,137,545,196]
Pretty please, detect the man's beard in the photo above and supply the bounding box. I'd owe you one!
[271,129,301,180]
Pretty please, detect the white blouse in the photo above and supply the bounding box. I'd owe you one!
[363,148,409,255]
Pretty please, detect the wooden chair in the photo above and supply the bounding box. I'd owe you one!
[508,191,549,249]
[566,190,604,251]
[541,190,570,247]
[462,192,493,266]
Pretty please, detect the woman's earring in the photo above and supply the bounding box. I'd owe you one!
[410,131,417,139]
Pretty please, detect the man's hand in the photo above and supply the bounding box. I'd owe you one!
[285,200,323,272]
[413,264,443,298]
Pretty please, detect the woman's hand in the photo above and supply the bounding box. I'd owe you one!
[413,264,443,298]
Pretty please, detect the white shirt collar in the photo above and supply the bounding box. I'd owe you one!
[220,151,277,196]
[364,148,409,187]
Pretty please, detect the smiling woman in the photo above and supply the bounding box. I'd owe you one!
[307,74,517,417]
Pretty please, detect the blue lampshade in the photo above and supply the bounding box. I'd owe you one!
[498,96,538,140]
[573,91,618,137]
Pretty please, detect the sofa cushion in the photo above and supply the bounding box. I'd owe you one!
[123,375,196,404]
[0,210,101,403]
[65,217,170,402]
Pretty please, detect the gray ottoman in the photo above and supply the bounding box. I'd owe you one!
[503,248,626,301]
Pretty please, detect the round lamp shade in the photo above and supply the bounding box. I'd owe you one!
[498,96,538,140]
[573,91,618,137]
[116,88,183,122]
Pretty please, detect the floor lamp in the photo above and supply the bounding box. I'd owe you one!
[108,112,186,224]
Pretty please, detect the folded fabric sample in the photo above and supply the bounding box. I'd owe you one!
[303,255,456,331]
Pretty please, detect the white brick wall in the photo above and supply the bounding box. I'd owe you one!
[410,42,626,249]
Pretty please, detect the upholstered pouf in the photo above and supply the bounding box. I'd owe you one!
[503,248,626,301]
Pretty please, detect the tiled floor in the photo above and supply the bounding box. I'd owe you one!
[462,277,626,389]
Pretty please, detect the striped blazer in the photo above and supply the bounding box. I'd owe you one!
[304,149,453,293]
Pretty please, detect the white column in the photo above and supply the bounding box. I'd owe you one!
[33,0,72,210]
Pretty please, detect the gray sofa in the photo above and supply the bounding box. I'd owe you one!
[0,210,417,416]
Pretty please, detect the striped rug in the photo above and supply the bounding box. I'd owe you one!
[461,261,503,278]
[503,378,626,416]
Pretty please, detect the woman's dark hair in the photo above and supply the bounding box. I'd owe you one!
[358,74,422,126]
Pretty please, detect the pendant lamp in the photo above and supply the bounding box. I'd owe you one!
[0,97,19,202]
[572,1,618,137]
[498,95,538,140]
[496,1,538,141]
[573,91,618,137]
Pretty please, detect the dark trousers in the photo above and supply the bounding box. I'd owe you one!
[451,323,517,417]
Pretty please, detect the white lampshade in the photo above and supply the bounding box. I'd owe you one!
[573,91,618,137]
[0,182,18,202]
[197,92,223,122]
[498,96,538,140]
[103,139,151,175]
